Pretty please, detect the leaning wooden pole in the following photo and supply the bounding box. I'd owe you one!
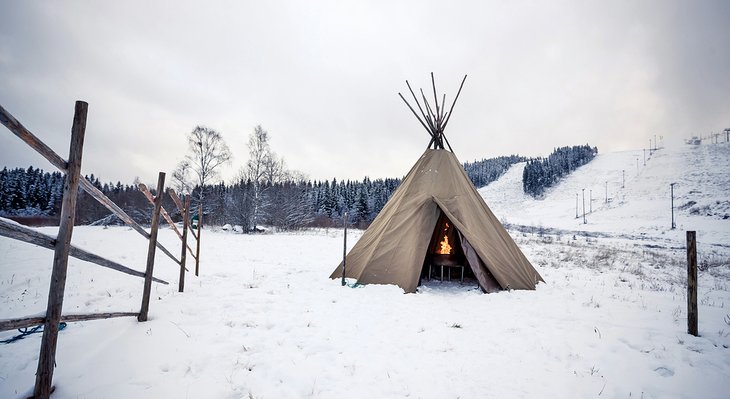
[138,172,166,322]
[34,100,87,399]
[687,231,698,336]
[179,195,191,292]
[0,218,168,283]
[195,204,202,276]
[168,188,198,250]
[139,183,184,240]
[0,104,179,265]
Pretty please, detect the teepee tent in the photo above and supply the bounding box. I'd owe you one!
[330,74,543,293]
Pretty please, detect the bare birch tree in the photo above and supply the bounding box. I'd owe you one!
[185,126,232,205]
[171,160,193,195]
[243,125,285,231]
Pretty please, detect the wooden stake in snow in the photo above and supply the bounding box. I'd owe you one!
[139,172,166,322]
[34,101,87,399]
[670,183,677,230]
[582,188,586,224]
[179,195,191,292]
[195,204,202,276]
[342,212,348,286]
[687,231,698,337]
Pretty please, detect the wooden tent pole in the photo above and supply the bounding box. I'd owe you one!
[443,134,454,153]
[441,75,467,131]
[405,80,436,137]
[34,100,87,399]
[439,93,447,125]
[419,88,439,134]
[399,74,467,152]
[426,136,436,149]
[398,92,433,138]
[431,72,441,121]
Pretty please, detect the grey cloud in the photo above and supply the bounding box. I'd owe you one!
[1,0,728,184]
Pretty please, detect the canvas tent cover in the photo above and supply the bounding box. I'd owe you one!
[330,149,544,293]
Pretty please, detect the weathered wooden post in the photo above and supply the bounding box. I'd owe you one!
[195,204,202,276]
[671,183,677,229]
[34,100,87,398]
[342,211,348,286]
[139,172,166,322]
[687,231,698,336]
[179,195,191,292]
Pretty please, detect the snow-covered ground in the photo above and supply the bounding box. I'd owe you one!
[1,142,729,399]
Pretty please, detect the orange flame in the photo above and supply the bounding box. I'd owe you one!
[437,235,453,254]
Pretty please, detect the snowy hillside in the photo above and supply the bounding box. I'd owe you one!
[0,142,728,399]
[480,142,730,249]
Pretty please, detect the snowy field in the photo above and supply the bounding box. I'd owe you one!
[1,143,729,399]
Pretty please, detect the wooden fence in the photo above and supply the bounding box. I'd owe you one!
[138,183,201,292]
[0,101,199,398]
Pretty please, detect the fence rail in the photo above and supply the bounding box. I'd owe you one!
[0,100,186,398]
[0,218,168,284]
[0,312,139,332]
[0,104,180,266]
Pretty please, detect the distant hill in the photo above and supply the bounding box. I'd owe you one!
[480,142,730,247]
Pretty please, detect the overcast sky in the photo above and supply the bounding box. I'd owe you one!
[1,1,728,185]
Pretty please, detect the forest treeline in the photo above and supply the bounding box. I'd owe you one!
[0,145,596,229]
[0,155,523,230]
[522,145,598,197]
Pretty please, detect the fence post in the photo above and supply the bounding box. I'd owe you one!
[179,195,191,292]
[138,172,166,322]
[342,212,348,286]
[686,231,698,336]
[671,183,677,229]
[195,204,202,276]
[34,101,87,398]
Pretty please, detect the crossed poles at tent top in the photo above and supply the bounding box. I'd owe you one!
[398,73,467,151]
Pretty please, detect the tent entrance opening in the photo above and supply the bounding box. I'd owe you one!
[421,212,476,283]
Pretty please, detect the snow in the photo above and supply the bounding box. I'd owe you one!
[1,143,729,399]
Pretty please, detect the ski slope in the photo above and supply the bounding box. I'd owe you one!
[480,142,730,248]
